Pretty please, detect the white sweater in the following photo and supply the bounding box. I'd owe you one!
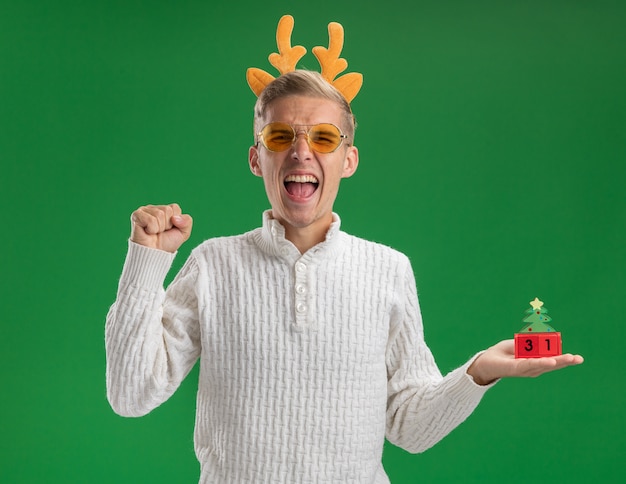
[106,212,492,483]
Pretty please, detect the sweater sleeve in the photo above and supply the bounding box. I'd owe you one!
[385,257,496,453]
[105,241,201,417]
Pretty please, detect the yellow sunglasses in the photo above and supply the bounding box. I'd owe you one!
[257,122,348,154]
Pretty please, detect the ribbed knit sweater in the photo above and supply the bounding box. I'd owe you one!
[106,211,493,483]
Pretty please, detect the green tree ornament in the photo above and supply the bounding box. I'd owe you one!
[519,297,557,333]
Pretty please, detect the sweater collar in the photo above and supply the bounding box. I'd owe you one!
[255,210,343,259]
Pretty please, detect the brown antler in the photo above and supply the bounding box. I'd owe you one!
[246,15,306,97]
[312,22,363,103]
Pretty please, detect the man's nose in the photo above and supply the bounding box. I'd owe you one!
[292,131,313,158]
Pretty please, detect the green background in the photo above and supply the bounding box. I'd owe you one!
[2,0,624,482]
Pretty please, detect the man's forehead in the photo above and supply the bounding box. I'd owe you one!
[263,95,344,124]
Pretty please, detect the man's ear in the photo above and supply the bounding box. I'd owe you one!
[341,146,359,179]
[249,146,263,177]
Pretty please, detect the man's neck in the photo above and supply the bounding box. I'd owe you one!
[275,213,334,254]
[284,224,327,254]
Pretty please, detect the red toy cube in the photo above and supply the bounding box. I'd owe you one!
[515,332,562,358]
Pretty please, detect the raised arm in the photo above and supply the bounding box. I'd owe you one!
[105,203,200,417]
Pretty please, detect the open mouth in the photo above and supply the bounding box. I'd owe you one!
[284,174,319,198]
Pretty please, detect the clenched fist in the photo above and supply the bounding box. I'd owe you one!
[130,203,193,253]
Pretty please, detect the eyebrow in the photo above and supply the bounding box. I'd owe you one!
[312,127,336,135]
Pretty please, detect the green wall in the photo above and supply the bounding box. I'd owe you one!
[1,0,624,482]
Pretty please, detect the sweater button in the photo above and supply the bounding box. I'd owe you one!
[296,284,306,294]
[296,303,307,313]
[295,262,307,273]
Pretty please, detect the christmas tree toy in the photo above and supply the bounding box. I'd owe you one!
[514,298,562,358]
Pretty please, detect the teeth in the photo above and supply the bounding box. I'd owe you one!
[284,175,319,184]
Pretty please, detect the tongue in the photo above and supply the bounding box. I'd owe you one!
[285,182,317,198]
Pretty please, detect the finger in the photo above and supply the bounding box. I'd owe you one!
[156,204,182,233]
[147,208,169,235]
[553,353,585,367]
[518,354,583,377]
[132,206,171,235]
[168,203,182,217]
[131,207,157,232]
[159,204,187,233]
[159,205,175,232]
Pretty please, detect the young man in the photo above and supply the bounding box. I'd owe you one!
[106,69,582,482]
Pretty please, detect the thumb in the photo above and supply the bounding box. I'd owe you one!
[172,214,193,239]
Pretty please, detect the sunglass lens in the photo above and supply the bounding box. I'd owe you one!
[261,123,294,151]
[309,124,342,153]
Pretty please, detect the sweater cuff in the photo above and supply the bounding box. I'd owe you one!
[119,240,177,291]
[445,351,498,402]
[461,350,499,389]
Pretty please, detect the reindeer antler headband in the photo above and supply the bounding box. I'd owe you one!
[246,15,363,103]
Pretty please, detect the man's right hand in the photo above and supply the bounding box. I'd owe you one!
[130,203,193,253]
